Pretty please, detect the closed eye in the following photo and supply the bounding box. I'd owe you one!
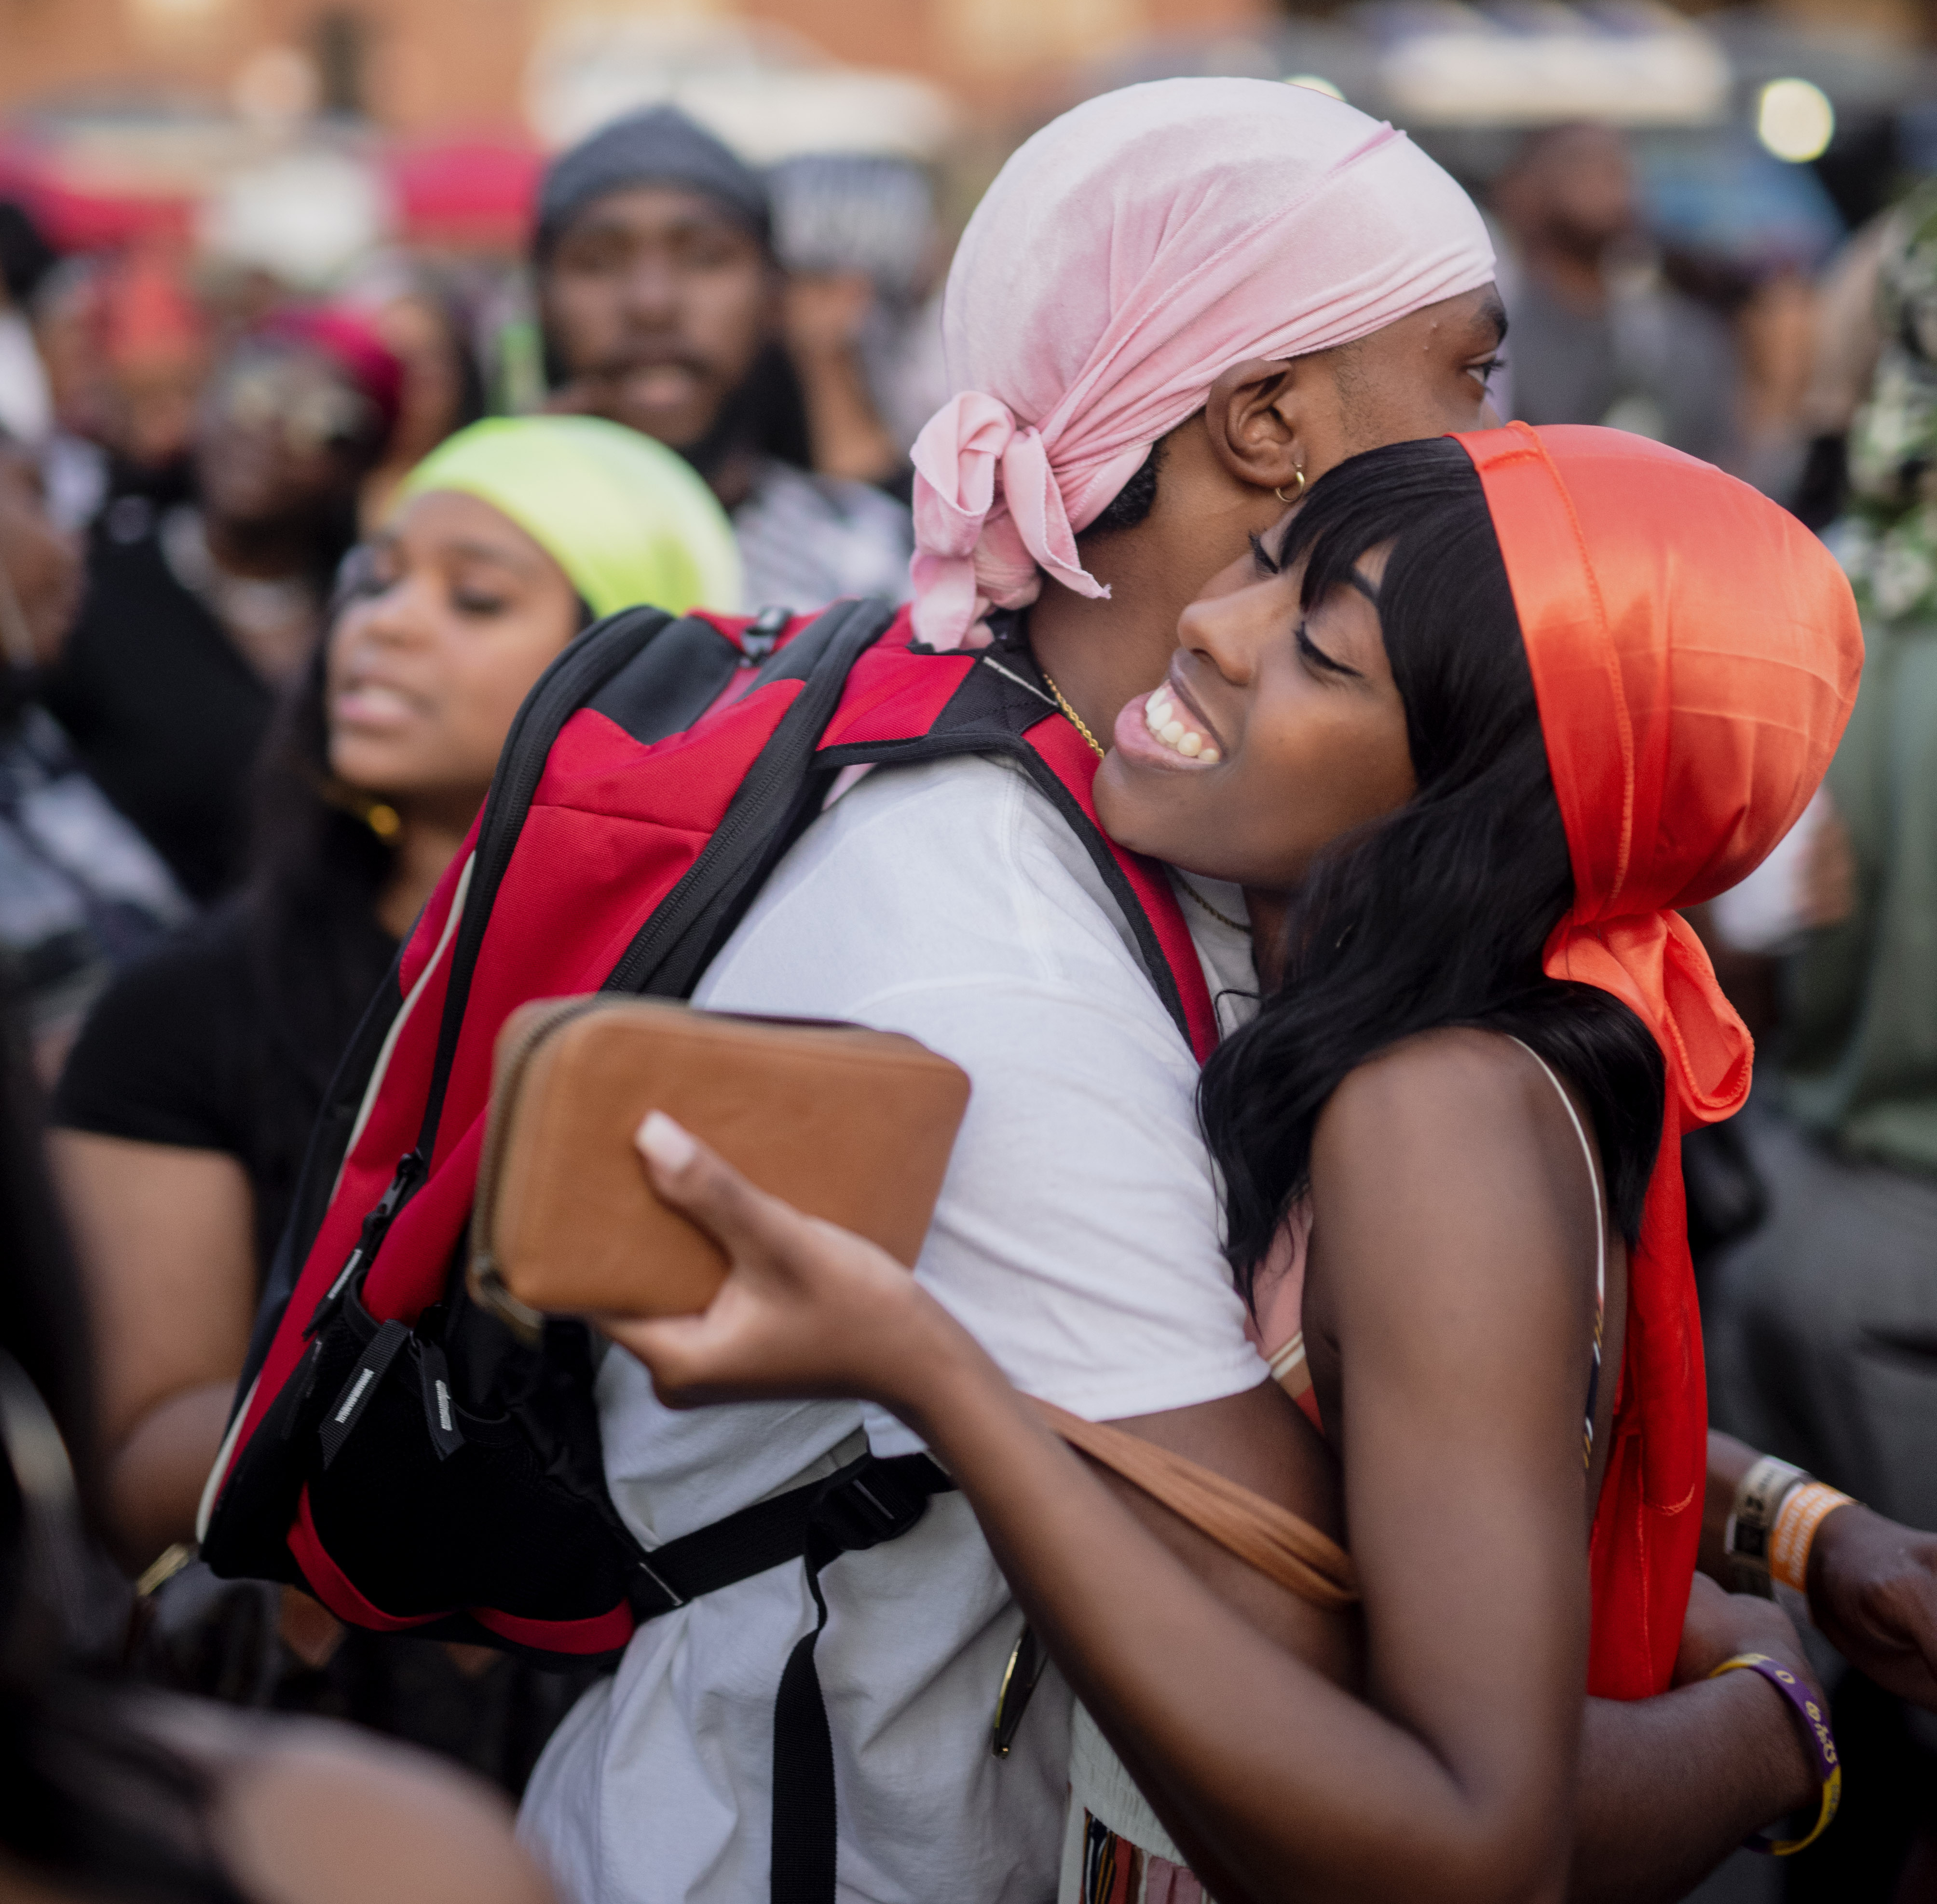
[1249,531,1281,577]
[1297,620,1362,680]
[453,591,511,617]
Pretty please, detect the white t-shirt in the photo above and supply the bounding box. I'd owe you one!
[518,752,1266,1904]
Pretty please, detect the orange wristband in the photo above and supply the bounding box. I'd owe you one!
[1769,1482,1855,1595]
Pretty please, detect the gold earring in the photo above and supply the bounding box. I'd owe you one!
[1273,467,1308,506]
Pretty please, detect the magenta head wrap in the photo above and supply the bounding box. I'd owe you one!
[910,79,1496,649]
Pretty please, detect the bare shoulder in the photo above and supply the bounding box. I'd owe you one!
[1316,1025,1563,1164]
[217,1722,555,1904]
[1309,1026,1596,1317]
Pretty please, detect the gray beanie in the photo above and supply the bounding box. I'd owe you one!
[535,105,772,257]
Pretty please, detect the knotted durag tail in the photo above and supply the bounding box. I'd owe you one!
[1458,422,1863,1698]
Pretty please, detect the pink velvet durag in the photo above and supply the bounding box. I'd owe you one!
[909,79,1497,649]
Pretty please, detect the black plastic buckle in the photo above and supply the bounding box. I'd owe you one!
[628,1555,690,1620]
[740,603,791,662]
[305,1150,424,1337]
[811,1455,939,1556]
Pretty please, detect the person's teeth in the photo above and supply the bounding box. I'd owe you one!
[1140,692,1218,760]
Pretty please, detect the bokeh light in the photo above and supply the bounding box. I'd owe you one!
[1757,78,1836,164]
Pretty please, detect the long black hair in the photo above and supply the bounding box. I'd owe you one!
[1199,438,1664,1293]
[232,637,398,1268]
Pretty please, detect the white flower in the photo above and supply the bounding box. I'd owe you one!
[1872,535,1936,619]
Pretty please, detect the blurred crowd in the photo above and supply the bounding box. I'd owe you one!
[0,104,948,1866]
[0,109,948,1076]
[0,82,1935,1904]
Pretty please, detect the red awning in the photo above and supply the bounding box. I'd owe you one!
[0,137,195,252]
[383,136,541,251]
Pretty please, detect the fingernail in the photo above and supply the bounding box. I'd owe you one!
[637,1110,696,1172]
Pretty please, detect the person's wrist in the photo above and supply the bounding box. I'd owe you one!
[1772,1481,1857,1598]
[862,1275,979,1415]
[1803,1493,1868,1612]
[1727,1658,1831,1818]
[1723,1454,1810,1596]
[1728,1668,1824,1817]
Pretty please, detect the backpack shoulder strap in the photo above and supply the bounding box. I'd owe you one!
[599,597,900,1000]
[1013,708,1222,1067]
[816,631,1223,1065]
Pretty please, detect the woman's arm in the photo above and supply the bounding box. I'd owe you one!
[615,1183,1381,1904]
[49,1131,256,1568]
[614,1033,1606,1904]
[1573,1576,1822,1903]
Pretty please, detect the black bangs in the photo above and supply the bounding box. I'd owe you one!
[1277,436,1484,610]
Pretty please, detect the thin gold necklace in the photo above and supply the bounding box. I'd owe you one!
[1176,877,1252,936]
[1038,666,1107,760]
[1038,665,1252,938]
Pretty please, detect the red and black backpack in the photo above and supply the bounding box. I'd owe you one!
[199,595,1218,1900]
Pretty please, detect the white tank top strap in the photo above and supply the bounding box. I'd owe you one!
[1505,1035,1609,1469]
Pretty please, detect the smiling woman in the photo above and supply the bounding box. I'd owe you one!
[43,416,737,1793]
[1105,537,1416,889]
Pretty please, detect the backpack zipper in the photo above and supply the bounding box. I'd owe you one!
[413,608,675,1164]
[297,614,676,1352]
[305,1148,425,1336]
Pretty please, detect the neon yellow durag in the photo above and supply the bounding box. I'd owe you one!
[397,415,742,618]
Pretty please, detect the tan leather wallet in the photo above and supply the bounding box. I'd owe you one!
[468,996,971,1338]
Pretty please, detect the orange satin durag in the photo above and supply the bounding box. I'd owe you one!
[1456,424,1863,1699]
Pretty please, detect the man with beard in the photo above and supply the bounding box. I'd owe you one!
[533,106,912,611]
[1489,121,1739,466]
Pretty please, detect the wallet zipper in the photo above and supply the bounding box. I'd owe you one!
[468,994,608,1344]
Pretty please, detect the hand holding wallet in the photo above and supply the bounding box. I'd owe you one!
[470,996,971,1337]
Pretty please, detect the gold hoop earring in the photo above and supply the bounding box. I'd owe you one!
[1273,467,1308,506]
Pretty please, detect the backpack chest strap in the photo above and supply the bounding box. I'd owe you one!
[624,1448,950,1619]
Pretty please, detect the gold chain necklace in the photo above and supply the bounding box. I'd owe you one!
[1038,667,1107,760]
[1175,877,1252,935]
[1039,664,1252,938]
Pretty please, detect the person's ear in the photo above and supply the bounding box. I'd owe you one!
[1203,357,1323,496]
